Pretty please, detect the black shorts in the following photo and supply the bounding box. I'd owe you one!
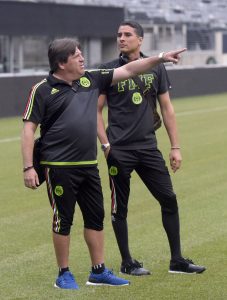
[46,166,104,235]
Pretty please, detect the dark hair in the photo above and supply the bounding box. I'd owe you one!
[119,21,144,38]
[48,38,81,73]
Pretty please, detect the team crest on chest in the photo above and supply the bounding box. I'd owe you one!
[132,92,143,105]
[80,77,91,87]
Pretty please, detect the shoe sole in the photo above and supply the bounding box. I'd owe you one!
[54,283,79,289]
[120,271,151,276]
[86,281,129,286]
[168,269,206,274]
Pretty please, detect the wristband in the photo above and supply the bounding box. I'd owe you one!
[23,166,34,172]
[171,146,180,150]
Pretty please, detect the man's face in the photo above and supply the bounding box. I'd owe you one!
[117,25,143,55]
[62,47,85,78]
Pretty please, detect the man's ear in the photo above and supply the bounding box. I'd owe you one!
[138,37,143,46]
[58,62,65,70]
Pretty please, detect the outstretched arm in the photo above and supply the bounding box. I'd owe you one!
[112,48,186,85]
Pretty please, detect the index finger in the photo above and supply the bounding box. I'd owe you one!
[176,48,187,54]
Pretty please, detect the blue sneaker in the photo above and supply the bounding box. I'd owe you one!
[86,268,130,286]
[54,271,79,289]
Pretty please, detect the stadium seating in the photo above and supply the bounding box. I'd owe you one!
[8,0,227,30]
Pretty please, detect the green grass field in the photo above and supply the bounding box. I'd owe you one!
[0,93,227,300]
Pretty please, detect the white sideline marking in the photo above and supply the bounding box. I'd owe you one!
[1,106,227,144]
[176,106,227,116]
[0,136,20,143]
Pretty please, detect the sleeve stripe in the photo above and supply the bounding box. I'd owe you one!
[23,79,46,119]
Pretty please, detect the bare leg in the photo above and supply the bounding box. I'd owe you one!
[84,228,104,265]
[53,232,70,268]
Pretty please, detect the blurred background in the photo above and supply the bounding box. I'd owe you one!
[0,0,227,117]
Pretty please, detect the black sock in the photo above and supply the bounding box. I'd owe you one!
[112,216,132,263]
[59,267,69,276]
[92,263,105,274]
[162,210,182,260]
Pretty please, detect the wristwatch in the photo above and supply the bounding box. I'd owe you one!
[158,52,165,62]
[101,143,110,152]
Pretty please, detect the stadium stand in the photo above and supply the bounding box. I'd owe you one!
[31,0,227,29]
[3,0,227,28]
[0,0,227,117]
[0,0,227,72]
